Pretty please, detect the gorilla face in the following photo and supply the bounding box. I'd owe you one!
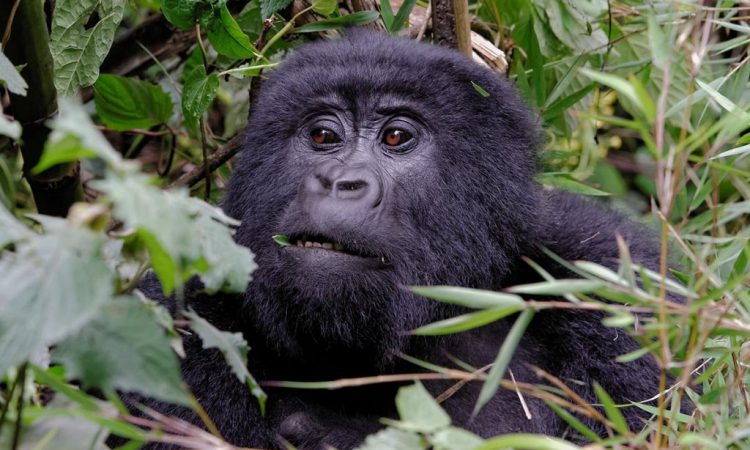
[224,31,541,368]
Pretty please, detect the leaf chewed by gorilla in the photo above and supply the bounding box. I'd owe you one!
[125,30,684,449]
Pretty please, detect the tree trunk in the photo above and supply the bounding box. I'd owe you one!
[430,0,471,55]
[1,0,82,216]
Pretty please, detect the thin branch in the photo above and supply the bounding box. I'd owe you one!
[169,134,244,189]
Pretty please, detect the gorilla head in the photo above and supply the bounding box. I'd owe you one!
[224,30,541,370]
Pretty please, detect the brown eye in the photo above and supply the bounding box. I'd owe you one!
[310,128,340,145]
[383,129,413,147]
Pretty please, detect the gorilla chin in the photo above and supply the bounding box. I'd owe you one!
[121,28,684,450]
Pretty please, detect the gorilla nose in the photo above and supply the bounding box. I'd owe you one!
[306,163,381,207]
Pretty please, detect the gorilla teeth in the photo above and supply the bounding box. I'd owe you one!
[293,238,360,256]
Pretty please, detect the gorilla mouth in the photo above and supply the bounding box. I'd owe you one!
[288,233,384,261]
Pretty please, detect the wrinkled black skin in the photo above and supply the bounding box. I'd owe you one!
[126,31,673,449]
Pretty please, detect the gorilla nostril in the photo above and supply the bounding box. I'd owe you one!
[336,180,367,192]
[316,174,333,190]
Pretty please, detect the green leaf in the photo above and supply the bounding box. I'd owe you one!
[474,309,535,415]
[94,74,173,131]
[94,172,255,295]
[0,222,113,374]
[539,0,607,55]
[186,310,267,413]
[161,0,215,29]
[207,4,259,59]
[412,307,523,336]
[272,234,291,246]
[391,0,416,33]
[475,433,581,450]
[294,11,380,33]
[35,98,123,174]
[236,1,264,39]
[18,398,110,450]
[379,0,394,30]
[0,202,33,249]
[54,298,190,406]
[545,401,600,442]
[312,0,337,16]
[542,84,594,122]
[261,0,292,20]
[696,78,750,121]
[411,286,524,309]
[50,0,126,95]
[34,135,99,175]
[506,279,604,295]
[579,68,650,122]
[0,47,28,95]
[471,81,490,98]
[394,382,451,432]
[593,382,630,435]
[431,427,484,450]
[182,65,220,128]
[0,105,21,139]
[537,173,610,196]
[355,427,424,450]
[647,13,671,70]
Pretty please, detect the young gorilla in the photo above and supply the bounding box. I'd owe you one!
[134,30,673,449]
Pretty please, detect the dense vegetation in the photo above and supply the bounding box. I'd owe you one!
[0,0,748,449]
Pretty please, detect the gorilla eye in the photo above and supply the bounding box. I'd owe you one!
[382,129,413,148]
[310,128,341,145]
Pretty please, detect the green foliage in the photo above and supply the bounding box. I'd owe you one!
[181,65,219,132]
[205,4,260,58]
[0,49,28,96]
[2,0,749,448]
[0,216,113,374]
[94,74,173,131]
[50,0,125,95]
[54,299,190,405]
[260,0,293,20]
[185,310,267,412]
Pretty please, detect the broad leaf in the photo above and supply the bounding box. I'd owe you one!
[0,221,113,374]
[0,47,28,95]
[50,0,126,95]
[206,4,259,59]
[186,310,267,412]
[94,74,173,131]
[475,433,581,450]
[261,0,292,20]
[0,105,21,139]
[93,172,254,294]
[35,98,123,174]
[312,0,337,16]
[161,0,219,29]
[431,427,484,450]
[394,382,451,433]
[0,203,32,248]
[355,427,424,450]
[182,65,220,129]
[54,298,190,406]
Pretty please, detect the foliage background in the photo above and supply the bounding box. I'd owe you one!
[0,0,748,449]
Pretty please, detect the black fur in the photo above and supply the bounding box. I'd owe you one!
[127,31,675,449]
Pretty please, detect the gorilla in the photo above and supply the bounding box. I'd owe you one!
[130,30,673,449]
